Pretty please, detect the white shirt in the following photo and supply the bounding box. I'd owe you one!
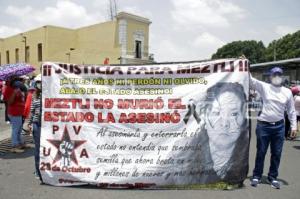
[294,95,300,116]
[250,76,297,130]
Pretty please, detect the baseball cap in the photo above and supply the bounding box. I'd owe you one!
[291,86,300,95]
[270,67,283,75]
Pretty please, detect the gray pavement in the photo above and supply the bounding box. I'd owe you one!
[1,108,300,199]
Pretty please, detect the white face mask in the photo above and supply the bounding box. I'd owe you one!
[271,76,282,86]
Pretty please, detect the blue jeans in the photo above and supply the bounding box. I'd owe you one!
[253,120,285,180]
[8,115,23,147]
[33,122,42,180]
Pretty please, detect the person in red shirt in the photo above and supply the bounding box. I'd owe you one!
[3,76,26,153]
[23,87,35,119]
[0,81,3,109]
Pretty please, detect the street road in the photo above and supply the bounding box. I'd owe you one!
[1,108,300,199]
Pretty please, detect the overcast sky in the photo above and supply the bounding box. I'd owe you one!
[0,0,299,62]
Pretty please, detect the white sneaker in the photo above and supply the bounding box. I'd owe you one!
[250,178,261,187]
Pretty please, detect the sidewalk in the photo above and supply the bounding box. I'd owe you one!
[0,105,11,141]
[0,128,11,141]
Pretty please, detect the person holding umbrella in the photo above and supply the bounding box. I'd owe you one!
[3,76,27,153]
[0,63,35,153]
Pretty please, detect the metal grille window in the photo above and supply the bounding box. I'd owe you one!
[135,40,142,59]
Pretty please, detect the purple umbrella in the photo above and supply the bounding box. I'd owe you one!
[0,63,35,80]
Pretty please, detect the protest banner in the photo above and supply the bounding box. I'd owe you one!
[40,59,250,188]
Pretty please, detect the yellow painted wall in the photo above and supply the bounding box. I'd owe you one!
[45,26,76,64]
[0,39,3,65]
[0,27,46,71]
[22,27,47,71]
[0,34,26,65]
[75,21,121,64]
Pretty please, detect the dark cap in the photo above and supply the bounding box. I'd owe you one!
[270,67,283,75]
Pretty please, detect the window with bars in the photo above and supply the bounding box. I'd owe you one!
[135,40,142,59]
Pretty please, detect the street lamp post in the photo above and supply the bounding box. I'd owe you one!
[66,48,75,63]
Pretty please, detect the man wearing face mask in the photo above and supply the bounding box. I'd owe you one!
[250,67,297,189]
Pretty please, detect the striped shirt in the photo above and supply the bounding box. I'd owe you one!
[29,94,41,125]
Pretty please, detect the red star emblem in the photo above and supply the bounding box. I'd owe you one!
[47,126,86,165]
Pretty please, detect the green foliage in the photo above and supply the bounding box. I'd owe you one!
[265,30,300,61]
[211,40,266,64]
[211,30,300,63]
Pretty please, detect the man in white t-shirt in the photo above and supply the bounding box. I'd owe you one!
[250,67,297,189]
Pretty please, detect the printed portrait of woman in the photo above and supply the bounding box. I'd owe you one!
[183,82,250,185]
[203,82,249,182]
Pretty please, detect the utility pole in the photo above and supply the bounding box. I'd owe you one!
[273,41,277,61]
[108,0,118,20]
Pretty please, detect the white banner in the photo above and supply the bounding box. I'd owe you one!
[40,59,250,188]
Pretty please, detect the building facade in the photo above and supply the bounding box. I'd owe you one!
[0,12,152,72]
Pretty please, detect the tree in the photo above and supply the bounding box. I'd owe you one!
[265,30,300,61]
[211,40,266,64]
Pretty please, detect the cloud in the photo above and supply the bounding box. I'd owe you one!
[122,6,153,19]
[0,26,21,38]
[171,0,245,28]
[191,32,225,59]
[275,25,299,36]
[151,0,236,61]
[151,39,189,62]
[5,5,32,17]
[151,31,226,61]
[2,0,106,38]
[192,32,225,47]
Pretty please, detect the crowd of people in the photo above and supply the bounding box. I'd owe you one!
[0,74,42,181]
